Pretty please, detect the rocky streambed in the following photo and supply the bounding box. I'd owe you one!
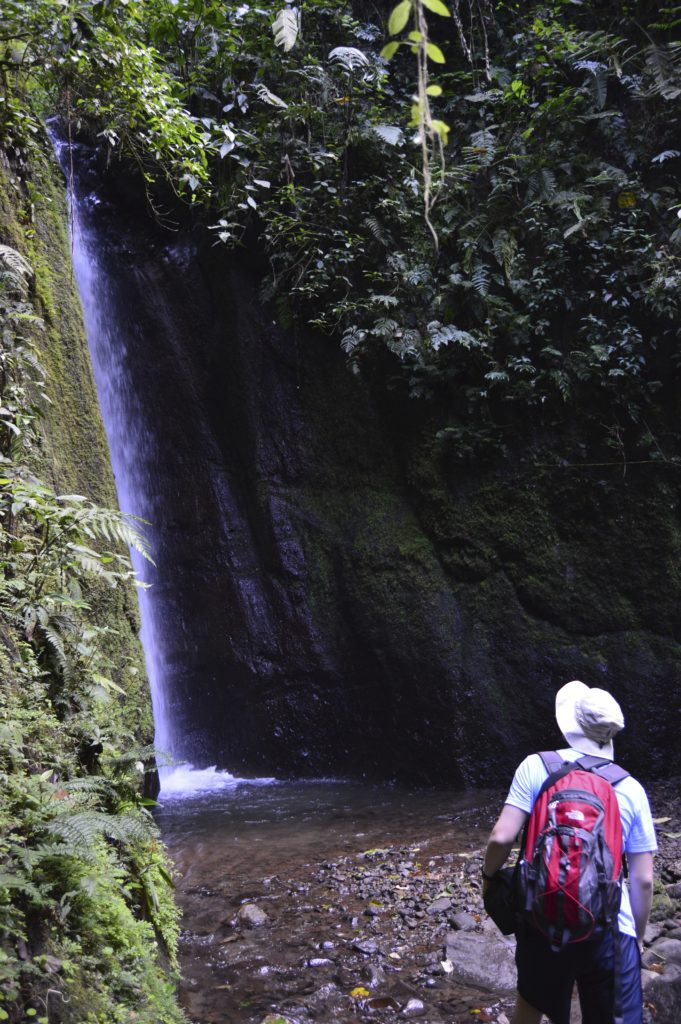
[160,779,681,1024]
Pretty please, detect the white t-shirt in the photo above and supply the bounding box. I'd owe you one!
[505,747,658,938]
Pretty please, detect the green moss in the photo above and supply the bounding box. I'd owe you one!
[651,878,675,922]
[0,138,179,1021]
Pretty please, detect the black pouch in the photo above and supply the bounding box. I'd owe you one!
[482,865,517,935]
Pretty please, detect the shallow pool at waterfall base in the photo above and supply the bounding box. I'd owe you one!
[155,781,516,1024]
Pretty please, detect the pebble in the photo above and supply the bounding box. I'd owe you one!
[353,938,379,955]
[402,997,426,1016]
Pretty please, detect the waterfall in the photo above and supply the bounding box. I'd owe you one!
[54,134,274,795]
[58,143,173,767]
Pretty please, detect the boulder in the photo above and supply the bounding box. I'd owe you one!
[641,963,681,1024]
[643,938,681,968]
[444,930,517,993]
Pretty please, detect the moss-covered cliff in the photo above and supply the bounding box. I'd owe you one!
[0,141,184,1022]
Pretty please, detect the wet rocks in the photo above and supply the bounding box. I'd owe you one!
[443,931,517,994]
[236,903,269,928]
[450,911,478,931]
[426,897,453,915]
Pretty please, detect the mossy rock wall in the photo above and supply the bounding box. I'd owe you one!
[0,145,150,742]
[70,166,681,786]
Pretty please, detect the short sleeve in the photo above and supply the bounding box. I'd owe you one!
[623,780,658,854]
[505,754,542,814]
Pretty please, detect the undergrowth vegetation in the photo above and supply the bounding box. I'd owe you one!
[0,244,184,1021]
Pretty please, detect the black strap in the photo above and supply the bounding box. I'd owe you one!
[537,750,629,786]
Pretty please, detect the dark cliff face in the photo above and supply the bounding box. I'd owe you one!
[75,161,681,787]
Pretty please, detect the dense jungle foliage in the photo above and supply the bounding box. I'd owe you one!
[0,0,680,1020]
[3,0,680,462]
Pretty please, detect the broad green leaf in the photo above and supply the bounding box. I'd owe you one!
[388,0,412,36]
[421,0,451,14]
[426,84,443,96]
[407,30,422,42]
[380,41,400,60]
[272,7,299,51]
[426,42,446,63]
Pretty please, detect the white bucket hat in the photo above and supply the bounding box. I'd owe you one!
[555,680,625,760]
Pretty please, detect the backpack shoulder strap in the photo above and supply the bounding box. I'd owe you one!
[534,751,575,800]
[574,755,630,786]
[537,750,566,776]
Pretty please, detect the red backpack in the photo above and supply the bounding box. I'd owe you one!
[517,751,629,950]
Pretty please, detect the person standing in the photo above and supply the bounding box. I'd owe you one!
[482,680,656,1024]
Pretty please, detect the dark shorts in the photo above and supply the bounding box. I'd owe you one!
[515,927,643,1024]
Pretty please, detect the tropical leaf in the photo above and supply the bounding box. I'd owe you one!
[272,7,299,52]
[388,1,412,36]
[46,810,155,849]
[255,83,288,109]
[471,262,490,296]
[328,47,370,72]
[642,42,681,99]
[0,245,33,295]
[372,123,404,146]
[421,0,450,15]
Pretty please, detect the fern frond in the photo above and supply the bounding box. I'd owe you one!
[328,46,370,73]
[471,262,491,296]
[642,42,681,99]
[364,215,387,245]
[526,168,557,203]
[0,872,49,904]
[46,810,156,849]
[61,777,118,796]
[255,83,288,109]
[40,624,68,675]
[0,245,33,295]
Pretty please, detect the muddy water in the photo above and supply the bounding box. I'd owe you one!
[157,781,512,1024]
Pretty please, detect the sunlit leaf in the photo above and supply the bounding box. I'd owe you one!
[388,0,412,36]
[421,0,451,14]
[380,41,400,60]
[272,7,299,51]
[426,42,446,63]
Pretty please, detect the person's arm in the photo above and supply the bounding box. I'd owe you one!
[628,851,654,945]
[482,804,528,891]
